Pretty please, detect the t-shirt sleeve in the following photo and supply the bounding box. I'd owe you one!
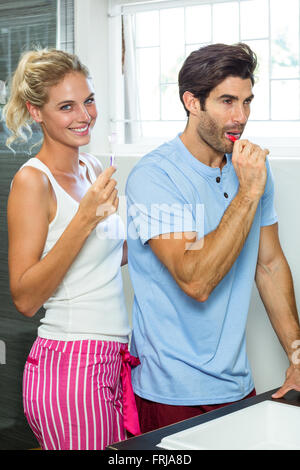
[260,157,278,227]
[126,164,199,245]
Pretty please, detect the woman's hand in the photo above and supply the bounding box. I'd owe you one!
[76,166,119,232]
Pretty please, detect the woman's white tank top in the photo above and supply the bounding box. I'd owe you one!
[17,155,131,342]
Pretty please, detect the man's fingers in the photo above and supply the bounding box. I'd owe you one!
[234,139,248,153]
[271,384,293,399]
[233,141,269,169]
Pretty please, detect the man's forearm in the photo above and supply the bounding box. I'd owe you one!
[255,254,300,364]
[182,189,260,301]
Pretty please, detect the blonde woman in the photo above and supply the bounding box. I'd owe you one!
[4,49,140,450]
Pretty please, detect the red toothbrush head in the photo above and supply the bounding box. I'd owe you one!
[227,134,238,143]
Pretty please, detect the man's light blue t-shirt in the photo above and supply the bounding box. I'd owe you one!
[126,134,278,405]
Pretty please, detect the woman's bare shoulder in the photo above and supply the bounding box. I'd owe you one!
[10,165,50,200]
[80,152,103,177]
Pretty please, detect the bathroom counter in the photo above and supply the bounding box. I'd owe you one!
[107,388,300,450]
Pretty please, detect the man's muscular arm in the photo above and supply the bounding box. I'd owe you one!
[254,223,300,398]
[149,139,269,301]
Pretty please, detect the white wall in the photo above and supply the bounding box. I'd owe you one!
[75,3,300,395]
[75,0,110,156]
[246,158,300,393]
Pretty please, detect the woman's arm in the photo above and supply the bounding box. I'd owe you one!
[8,164,118,317]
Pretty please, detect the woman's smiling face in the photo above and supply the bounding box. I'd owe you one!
[32,71,98,149]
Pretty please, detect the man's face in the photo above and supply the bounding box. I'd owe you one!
[196,76,254,154]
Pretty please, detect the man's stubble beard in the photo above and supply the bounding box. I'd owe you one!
[196,113,229,155]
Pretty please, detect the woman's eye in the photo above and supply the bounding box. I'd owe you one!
[60,104,72,111]
[85,97,95,105]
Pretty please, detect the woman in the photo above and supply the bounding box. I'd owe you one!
[4,49,140,450]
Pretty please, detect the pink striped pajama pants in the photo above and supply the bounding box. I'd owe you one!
[22,337,129,450]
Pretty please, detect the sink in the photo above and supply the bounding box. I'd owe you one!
[157,401,300,450]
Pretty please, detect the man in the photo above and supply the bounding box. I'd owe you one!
[125,43,300,433]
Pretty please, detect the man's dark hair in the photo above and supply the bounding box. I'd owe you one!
[178,43,257,116]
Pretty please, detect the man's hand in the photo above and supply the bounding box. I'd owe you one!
[232,139,269,202]
[272,365,300,399]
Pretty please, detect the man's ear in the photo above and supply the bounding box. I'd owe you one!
[26,101,42,123]
[182,91,201,117]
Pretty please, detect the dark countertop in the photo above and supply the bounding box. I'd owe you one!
[107,389,300,450]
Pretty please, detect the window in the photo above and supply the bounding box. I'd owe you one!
[58,0,75,53]
[109,0,300,154]
[0,0,74,153]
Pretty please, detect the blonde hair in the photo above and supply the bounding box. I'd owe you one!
[2,48,89,149]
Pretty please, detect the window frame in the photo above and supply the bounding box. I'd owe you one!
[108,0,300,157]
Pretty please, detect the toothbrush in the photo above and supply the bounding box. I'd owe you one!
[227,134,238,143]
[108,133,117,166]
